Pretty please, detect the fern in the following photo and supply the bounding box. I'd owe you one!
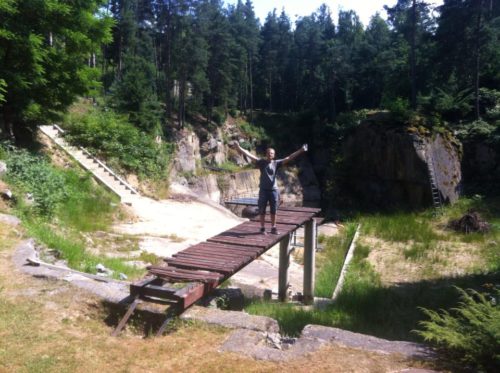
[416,287,500,372]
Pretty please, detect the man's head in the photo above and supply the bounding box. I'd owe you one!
[266,148,275,161]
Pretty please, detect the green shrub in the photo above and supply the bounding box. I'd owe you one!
[5,148,68,216]
[2,143,116,228]
[63,109,173,179]
[417,287,500,372]
[382,97,411,123]
[239,121,269,144]
[211,107,226,126]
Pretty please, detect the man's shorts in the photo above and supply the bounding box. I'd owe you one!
[258,189,279,215]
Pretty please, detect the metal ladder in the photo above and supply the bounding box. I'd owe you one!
[426,151,442,208]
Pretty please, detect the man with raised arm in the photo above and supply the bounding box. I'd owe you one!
[232,142,308,234]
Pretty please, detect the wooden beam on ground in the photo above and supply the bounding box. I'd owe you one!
[111,295,140,336]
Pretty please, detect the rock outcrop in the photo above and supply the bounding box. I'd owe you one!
[170,126,321,207]
[342,120,461,208]
[172,129,200,174]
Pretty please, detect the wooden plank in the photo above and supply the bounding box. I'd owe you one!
[164,260,234,274]
[181,246,255,257]
[147,265,223,279]
[133,284,185,299]
[171,254,244,267]
[207,236,270,248]
[166,257,239,269]
[278,206,321,213]
[191,241,263,253]
[147,267,223,285]
[148,268,223,282]
[249,217,305,225]
[176,282,219,309]
[178,249,255,260]
[111,296,139,336]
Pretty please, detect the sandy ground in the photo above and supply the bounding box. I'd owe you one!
[114,195,243,254]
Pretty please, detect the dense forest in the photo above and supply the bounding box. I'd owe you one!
[1,0,499,138]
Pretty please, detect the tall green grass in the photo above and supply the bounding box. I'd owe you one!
[25,221,144,279]
[361,212,440,243]
[56,170,118,232]
[315,223,357,297]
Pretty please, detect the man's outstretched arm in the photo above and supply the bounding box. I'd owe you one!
[232,141,259,162]
[282,144,308,165]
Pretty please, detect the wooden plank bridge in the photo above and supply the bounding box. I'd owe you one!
[113,205,321,336]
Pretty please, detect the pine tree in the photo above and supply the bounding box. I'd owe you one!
[0,0,112,140]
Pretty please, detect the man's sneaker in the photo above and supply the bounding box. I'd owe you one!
[271,227,279,235]
[260,227,266,234]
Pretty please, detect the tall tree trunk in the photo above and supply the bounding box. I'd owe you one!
[410,0,417,110]
[249,52,254,123]
[474,0,483,120]
[178,78,186,129]
[330,74,337,122]
[268,71,272,112]
[2,103,15,139]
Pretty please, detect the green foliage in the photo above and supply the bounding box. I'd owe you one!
[315,223,357,297]
[238,120,270,144]
[0,78,6,103]
[0,0,112,136]
[382,97,412,123]
[109,53,162,132]
[63,108,173,179]
[2,143,117,229]
[4,147,68,217]
[417,287,500,372]
[56,171,117,232]
[211,107,226,126]
[481,88,500,120]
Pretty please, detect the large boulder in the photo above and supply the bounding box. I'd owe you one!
[342,120,461,208]
[200,128,226,166]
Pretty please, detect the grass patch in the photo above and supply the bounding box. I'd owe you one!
[361,212,440,243]
[314,223,357,298]
[248,198,500,342]
[137,251,162,265]
[247,241,500,341]
[25,220,145,279]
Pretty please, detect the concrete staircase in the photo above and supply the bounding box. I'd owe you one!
[39,124,139,205]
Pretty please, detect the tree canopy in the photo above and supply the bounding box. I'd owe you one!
[1,0,499,140]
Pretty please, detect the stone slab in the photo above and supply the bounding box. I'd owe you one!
[180,306,279,333]
[301,324,435,360]
[0,213,20,226]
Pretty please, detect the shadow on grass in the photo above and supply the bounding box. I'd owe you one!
[247,271,500,342]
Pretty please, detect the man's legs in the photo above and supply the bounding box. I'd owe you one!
[258,190,268,233]
[260,213,266,229]
[270,190,279,234]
